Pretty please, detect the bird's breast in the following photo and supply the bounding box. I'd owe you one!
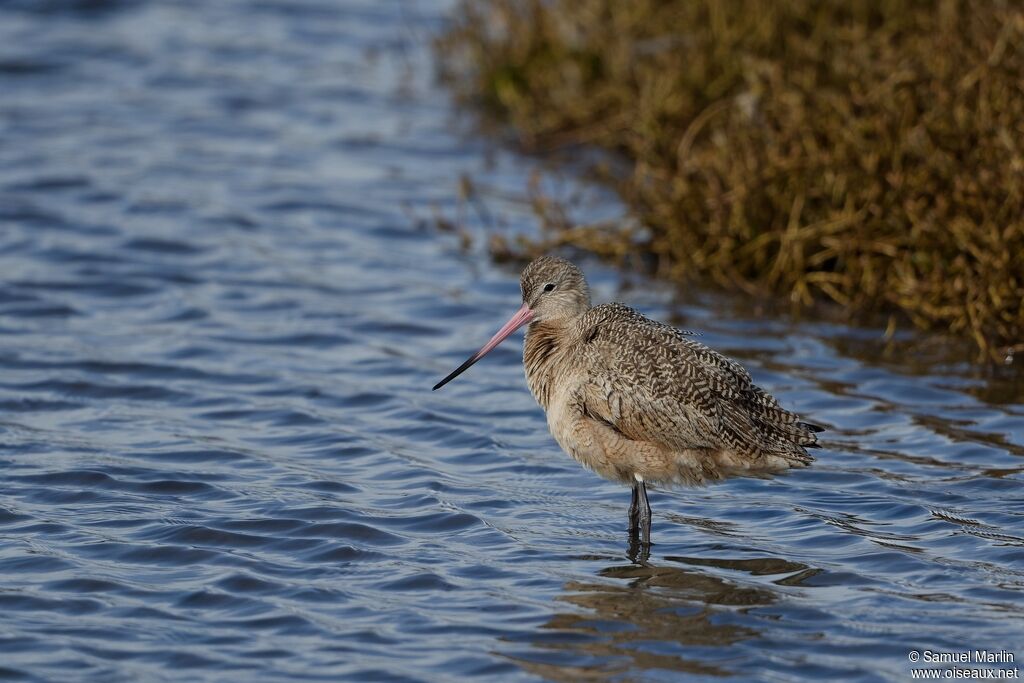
[523,322,571,410]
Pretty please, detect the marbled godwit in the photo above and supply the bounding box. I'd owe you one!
[434,256,822,548]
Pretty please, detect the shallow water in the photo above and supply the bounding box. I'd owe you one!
[1,1,1023,682]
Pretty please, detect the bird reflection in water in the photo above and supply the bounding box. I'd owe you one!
[513,554,813,681]
[628,527,651,565]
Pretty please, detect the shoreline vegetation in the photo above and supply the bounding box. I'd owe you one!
[436,0,1023,361]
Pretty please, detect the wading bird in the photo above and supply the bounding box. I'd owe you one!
[433,256,821,555]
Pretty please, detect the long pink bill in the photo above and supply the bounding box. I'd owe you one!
[432,303,534,391]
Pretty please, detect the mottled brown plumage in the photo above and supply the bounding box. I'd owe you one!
[517,256,820,487]
[434,255,822,548]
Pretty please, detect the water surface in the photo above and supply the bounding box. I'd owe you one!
[1,1,1023,681]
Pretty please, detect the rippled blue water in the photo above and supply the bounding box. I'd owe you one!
[2,1,1023,681]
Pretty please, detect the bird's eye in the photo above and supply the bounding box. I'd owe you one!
[543,283,556,292]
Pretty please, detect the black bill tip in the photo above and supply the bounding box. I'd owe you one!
[432,353,480,391]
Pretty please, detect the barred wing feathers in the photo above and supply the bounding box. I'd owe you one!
[574,304,820,464]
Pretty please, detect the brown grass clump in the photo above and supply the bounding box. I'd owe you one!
[437,0,1024,359]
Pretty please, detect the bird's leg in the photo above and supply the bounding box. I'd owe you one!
[627,480,652,563]
[628,483,640,530]
[636,481,652,546]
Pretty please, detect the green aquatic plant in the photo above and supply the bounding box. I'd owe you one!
[437,0,1024,360]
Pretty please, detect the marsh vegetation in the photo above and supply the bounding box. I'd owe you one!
[438,0,1024,359]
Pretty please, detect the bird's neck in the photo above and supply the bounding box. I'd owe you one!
[523,319,571,410]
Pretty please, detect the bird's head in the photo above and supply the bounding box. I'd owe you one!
[432,255,591,391]
[520,255,591,324]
